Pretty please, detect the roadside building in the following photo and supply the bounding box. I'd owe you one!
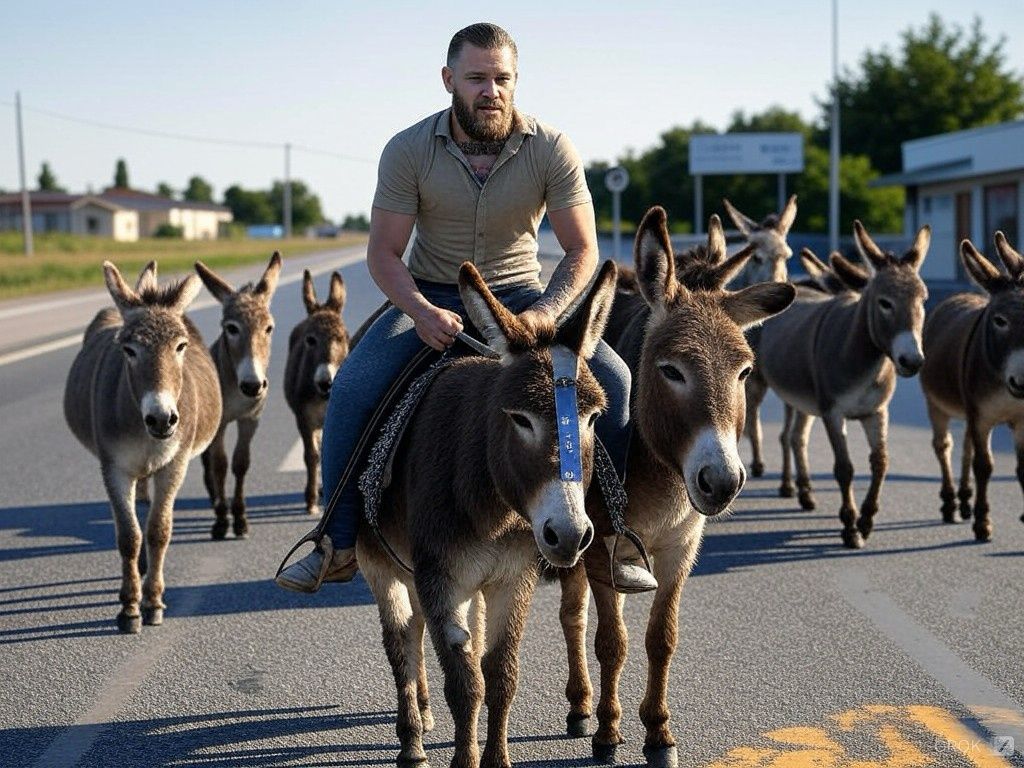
[100,187,233,239]
[873,120,1024,283]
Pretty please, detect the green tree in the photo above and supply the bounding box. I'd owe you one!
[184,175,214,203]
[825,14,1024,173]
[37,162,66,193]
[223,185,275,225]
[342,213,370,231]
[269,180,325,230]
[156,182,175,198]
[114,158,129,188]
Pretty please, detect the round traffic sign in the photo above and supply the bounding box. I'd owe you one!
[604,166,630,193]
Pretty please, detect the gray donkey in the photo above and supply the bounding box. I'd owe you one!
[921,233,1024,541]
[283,270,348,516]
[560,208,795,768]
[195,253,281,539]
[357,261,615,768]
[64,262,221,633]
[758,222,930,548]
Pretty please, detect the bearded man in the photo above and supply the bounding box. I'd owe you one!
[275,22,654,594]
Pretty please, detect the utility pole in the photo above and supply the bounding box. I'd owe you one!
[15,91,33,256]
[829,0,840,253]
[283,143,292,239]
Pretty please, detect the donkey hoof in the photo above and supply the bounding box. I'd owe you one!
[960,504,974,520]
[643,745,679,768]
[842,529,865,549]
[566,713,590,738]
[751,461,765,478]
[798,492,816,511]
[233,519,249,538]
[973,526,992,543]
[779,483,795,498]
[211,519,230,540]
[592,741,619,764]
[142,606,164,626]
[1020,513,1024,524]
[116,612,142,634]
[307,504,322,517]
[941,507,959,524]
[856,518,874,540]
[397,748,429,766]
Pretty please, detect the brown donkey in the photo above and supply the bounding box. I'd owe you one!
[357,261,616,768]
[195,253,281,539]
[758,222,930,548]
[560,208,794,768]
[921,233,1024,541]
[283,270,348,516]
[64,262,221,633]
[722,196,798,478]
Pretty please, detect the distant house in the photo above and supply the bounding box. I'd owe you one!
[0,187,234,242]
[873,120,1024,283]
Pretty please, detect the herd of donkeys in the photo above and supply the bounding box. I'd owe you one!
[59,196,1024,767]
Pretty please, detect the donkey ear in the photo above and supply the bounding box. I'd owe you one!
[135,261,158,295]
[720,282,796,330]
[167,274,203,314]
[960,239,1002,291]
[301,270,319,314]
[459,262,525,358]
[800,248,831,289]
[707,214,727,263]
[103,261,141,312]
[194,261,234,304]
[710,242,756,289]
[256,251,282,297]
[903,225,931,271]
[326,272,346,311]
[853,220,889,271]
[722,198,757,237]
[777,194,797,236]
[634,206,678,310]
[829,253,871,291]
[994,231,1024,278]
[556,260,617,360]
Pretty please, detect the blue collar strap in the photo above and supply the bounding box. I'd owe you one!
[551,346,583,483]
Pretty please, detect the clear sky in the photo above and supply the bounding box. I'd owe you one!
[3,1,1022,223]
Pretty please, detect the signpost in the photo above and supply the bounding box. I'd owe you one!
[604,166,630,261]
[688,133,804,233]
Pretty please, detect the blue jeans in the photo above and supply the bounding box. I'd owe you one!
[320,279,632,549]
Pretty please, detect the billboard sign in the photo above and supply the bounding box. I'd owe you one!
[689,133,804,175]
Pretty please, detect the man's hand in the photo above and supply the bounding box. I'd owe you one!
[413,304,464,351]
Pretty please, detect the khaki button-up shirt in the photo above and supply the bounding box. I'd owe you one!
[372,108,592,288]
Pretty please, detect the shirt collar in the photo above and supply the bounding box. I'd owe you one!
[435,107,537,141]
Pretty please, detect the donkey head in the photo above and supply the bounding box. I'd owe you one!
[458,260,616,567]
[296,270,348,399]
[635,207,795,515]
[195,253,281,399]
[104,261,202,441]
[960,233,1024,398]
[800,247,869,294]
[722,195,797,286]
[851,221,930,377]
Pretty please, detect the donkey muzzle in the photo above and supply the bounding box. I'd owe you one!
[891,332,924,377]
[532,481,594,567]
[141,391,179,440]
[239,378,268,398]
[314,364,336,399]
[685,427,745,516]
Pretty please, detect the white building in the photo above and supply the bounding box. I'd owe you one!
[874,120,1024,282]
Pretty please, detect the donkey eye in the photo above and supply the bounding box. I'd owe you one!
[587,411,600,428]
[994,315,1009,330]
[509,413,533,431]
[122,345,137,358]
[659,364,685,383]
[305,335,317,347]
[265,324,274,335]
[878,298,894,312]
[225,322,240,336]
[176,341,188,353]
[739,365,753,381]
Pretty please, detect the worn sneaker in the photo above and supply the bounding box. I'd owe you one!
[604,534,658,594]
[274,535,358,593]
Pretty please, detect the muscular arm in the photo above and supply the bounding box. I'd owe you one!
[530,201,599,319]
[366,206,463,350]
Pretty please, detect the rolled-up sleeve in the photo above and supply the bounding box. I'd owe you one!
[545,133,592,212]
[372,135,419,215]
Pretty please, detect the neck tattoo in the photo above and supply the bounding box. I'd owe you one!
[457,139,505,156]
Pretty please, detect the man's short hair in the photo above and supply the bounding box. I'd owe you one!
[446,23,518,68]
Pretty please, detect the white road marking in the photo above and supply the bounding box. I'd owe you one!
[0,291,110,321]
[0,248,366,370]
[278,437,306,472]
[840,566,1024,755]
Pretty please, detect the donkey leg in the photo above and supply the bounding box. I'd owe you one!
[958,427,975,520]
[141,460,186,626]
[857,409,889,540]
[559,563,593,737]
[779,404,795,497]
[588,555,628,763]
[1013,423,1024,526]
[480,571,537,768]
[927,401,957,522]
[822,412,862,548]
[791,411,817,511]
[205,425,230,539]
[298,417,322,515]
[639,535,701,768]
[745,372,768,478]
[969,418,995,541]
[103,465,143,634]
[230,417,259,538]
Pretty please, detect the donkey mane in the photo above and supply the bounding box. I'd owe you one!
[135,278,197,308]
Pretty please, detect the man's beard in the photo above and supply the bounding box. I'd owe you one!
[452,91,514,142]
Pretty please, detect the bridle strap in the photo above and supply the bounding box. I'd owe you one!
[551,346,584,483]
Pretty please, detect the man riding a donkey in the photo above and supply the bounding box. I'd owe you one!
[275,22,655,596]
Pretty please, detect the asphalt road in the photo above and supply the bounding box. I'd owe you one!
[1,243,1023,768]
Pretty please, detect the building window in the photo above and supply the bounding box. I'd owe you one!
[87,216,99,234]
[985,184,1019,246]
